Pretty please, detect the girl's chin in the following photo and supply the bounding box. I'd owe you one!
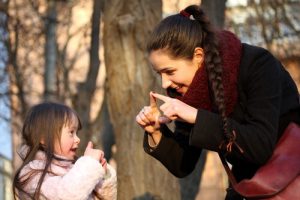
[69,151,77,158]
[62,152,76,160]
[66,155,76,160]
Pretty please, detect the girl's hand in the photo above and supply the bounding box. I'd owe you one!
[151,92,198,124]
[84,141,105,164]
[100,157,107,172]
[136,91,168,134]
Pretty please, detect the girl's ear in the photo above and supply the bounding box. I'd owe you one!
[193,47,204,67]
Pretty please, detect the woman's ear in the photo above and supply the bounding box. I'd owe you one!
[40,138,45,145]
[193,47,204,66]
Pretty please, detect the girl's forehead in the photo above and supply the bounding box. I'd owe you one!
[64,113,79,127]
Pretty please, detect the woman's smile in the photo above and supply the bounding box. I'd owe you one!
[149,49,201,97]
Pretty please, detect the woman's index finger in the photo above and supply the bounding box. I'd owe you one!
[151,92,170,103]
[149,92,157,108]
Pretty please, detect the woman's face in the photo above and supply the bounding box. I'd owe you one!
[149,48,204,96]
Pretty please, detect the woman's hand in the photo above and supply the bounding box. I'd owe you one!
[136,91,197,146]
[151,92,198,124]
[136,91,164,134]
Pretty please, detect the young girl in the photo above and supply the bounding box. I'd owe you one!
[13,102,117,200]
[136,4,300,200]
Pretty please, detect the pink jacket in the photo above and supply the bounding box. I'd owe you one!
[18,150,117,200]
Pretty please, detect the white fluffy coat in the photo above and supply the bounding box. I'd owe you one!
[18,150,117,200]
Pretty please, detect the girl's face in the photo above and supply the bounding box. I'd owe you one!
[54,114,80,160]
[149,48,204,96]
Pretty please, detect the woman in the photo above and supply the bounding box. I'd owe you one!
[135,5,300,199]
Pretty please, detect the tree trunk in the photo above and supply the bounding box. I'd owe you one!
[73,0,102,155]
[44,0,58,101]
[103,0,180,199]
[7,0,28,170]
[8,32,24,170]
[201,0,226,29]
[179,151,207,200]
[94,96,115,160]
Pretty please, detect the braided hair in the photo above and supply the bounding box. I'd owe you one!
[147,5,236,152]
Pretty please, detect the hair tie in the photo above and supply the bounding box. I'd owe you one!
[179,10,195,20]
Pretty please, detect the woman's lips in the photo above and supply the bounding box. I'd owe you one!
[174,85,184,94]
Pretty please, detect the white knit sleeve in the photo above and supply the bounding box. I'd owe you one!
[93,164,117,200]
[40,156,105,200]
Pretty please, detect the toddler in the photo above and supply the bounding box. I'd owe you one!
[13,102,117,200]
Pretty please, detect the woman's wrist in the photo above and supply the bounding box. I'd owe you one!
[147,130,162,148]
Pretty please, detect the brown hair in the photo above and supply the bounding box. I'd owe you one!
[147,5,232,146]
[13,102,82,199]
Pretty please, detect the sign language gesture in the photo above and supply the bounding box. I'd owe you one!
[136,91,198,133]
[136,91,164,134]
[151,92,198,124]
[84,141,107,172]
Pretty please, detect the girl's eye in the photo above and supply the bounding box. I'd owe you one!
[69,130,75,135]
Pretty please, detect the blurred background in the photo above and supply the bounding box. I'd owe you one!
[0,0,299,199]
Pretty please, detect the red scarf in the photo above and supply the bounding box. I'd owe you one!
[176,30,242,116]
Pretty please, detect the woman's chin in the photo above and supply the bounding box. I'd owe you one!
[167,87,181,98]
[177,88,186,96]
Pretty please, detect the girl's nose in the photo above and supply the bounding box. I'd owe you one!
[75,134,80,144]
[161,75,172,89]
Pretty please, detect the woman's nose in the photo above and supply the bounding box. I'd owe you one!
[161,75,172,89]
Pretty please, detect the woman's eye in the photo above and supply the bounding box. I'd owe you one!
[166,70,175,75]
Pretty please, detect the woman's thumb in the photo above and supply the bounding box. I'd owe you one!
[159,116,172,124]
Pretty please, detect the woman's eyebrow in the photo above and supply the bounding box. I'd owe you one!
[159,67,174,73]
